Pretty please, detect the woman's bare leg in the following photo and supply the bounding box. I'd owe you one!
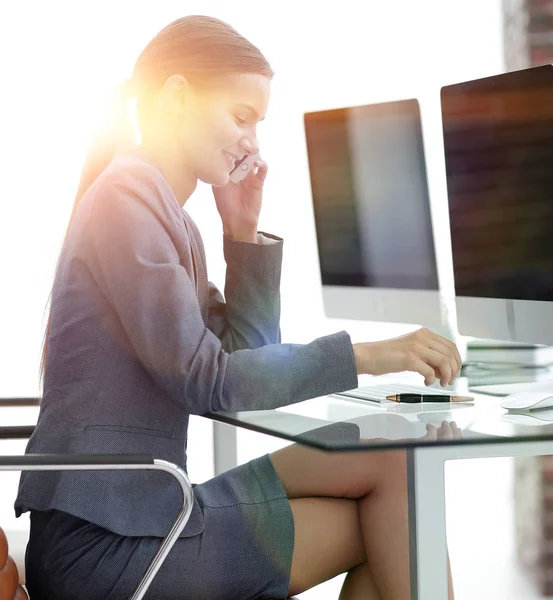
[271,443,454,599]
[340,563,380,600]
[286,496,379,599]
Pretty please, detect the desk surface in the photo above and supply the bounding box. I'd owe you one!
[209,372,553,452]
[4,372,553,451]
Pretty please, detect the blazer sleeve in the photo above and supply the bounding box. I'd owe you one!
[84,177,358,414]
[206,233,282,352]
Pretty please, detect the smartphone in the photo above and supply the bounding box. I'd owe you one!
[229,152,261,184]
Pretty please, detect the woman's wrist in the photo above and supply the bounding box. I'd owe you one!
[223,222,258,243]
[352,344,363,374]
[352,342,376,376]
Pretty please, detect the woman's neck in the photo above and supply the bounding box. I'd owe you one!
[136,135,197,208]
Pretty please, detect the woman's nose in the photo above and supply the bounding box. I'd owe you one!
[241,136,259,156]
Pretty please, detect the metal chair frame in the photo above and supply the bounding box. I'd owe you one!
[0,451,193,600]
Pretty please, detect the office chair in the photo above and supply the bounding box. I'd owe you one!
[1,526,29,600]
[0,452,192,600]
[0,428,299,599]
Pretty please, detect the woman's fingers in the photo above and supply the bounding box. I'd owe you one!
[451,421,462,439]
[435,421,463,440]
[409,356,438,386]
[412,329,461,385]
[425,421,462,442]
[428,331,463,375]
[436,421,454,440]
[423,342,458,386]
[424,424,438,440]
[253,160,268,184]
[413,345,454,387]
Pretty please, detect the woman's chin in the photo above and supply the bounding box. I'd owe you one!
[208,170,232,188]
[195,162,229,186]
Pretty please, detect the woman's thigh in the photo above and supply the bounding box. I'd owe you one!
[272,445,409,599]
[287,496,368,597]
[270,442,407,501]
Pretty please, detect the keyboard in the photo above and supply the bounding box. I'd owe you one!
[334,383,453,404]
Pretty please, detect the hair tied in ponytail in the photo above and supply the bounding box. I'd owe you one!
[95,78,137,148]
[118,77,138,101]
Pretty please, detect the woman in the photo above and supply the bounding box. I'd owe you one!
[16,15,461,600]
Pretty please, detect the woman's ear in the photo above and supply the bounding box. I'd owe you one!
[162,74,189,115]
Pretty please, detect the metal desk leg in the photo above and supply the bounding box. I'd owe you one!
[407,446,448,600]
[213,421,238,475]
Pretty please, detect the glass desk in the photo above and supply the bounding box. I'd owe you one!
[208,375,553,600]
[5,373,553,599]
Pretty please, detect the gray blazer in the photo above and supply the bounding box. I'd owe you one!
[15,151,358,538]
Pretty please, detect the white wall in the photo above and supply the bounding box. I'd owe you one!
[0,0,505,542]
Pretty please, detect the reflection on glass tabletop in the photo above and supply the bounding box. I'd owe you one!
[209,375,553,451]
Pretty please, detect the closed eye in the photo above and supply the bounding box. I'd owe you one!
[235,115,248,126]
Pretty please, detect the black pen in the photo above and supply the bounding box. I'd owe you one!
[386,393,474,403]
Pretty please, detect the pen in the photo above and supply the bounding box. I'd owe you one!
[386,393,474,403]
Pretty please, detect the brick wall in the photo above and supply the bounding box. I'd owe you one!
[503,0,553,69]
[514,455,553,595]
[527,0,553,63]
[503,0,553,594]
[503,0,531,69]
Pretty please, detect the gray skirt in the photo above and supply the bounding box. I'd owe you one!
[24,454,295,600]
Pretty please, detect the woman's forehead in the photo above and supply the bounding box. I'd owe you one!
[216,74,270,112]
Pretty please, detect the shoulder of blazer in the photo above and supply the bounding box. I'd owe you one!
[95,154,185,237]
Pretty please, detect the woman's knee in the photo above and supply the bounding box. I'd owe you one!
[271,443,408,502]
[369,449,408,497]
[329,448,408,500]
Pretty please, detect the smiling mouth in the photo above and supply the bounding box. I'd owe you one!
[223,151,239,169]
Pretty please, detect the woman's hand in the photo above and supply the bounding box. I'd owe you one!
[360,419,463,446]
[423,421,463,441]
[352,328,462,386]
[212,158,269,243]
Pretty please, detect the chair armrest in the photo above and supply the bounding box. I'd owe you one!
[0,454,193,600]
[0,427,36,440]
[0,453,154,467]
[0,398,40,407]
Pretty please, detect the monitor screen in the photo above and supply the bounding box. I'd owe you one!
[304,99,439,291]
[442,64,553,302]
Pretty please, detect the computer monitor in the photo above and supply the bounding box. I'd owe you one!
[442,64,553,347]
[304,98,446,329]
